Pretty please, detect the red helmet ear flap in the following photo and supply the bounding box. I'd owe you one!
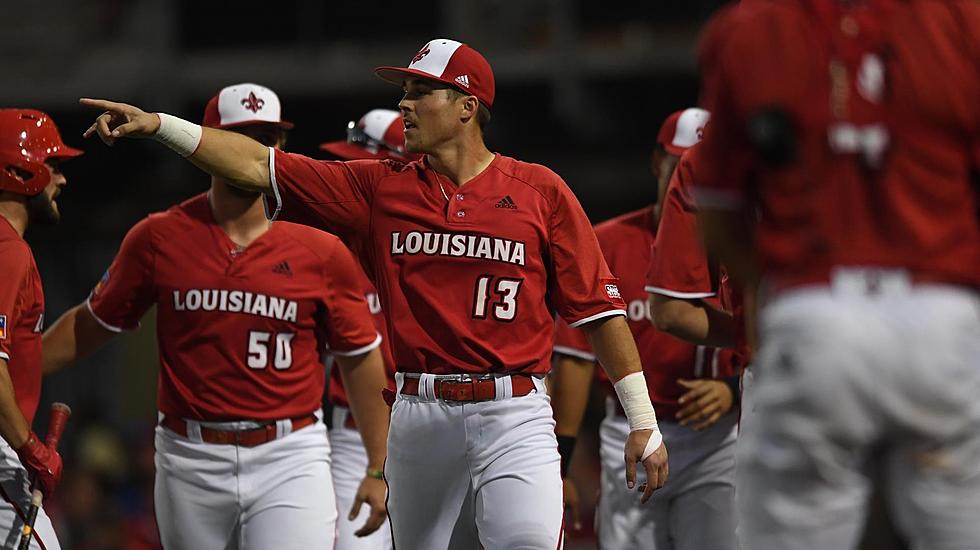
[0,152,50,196]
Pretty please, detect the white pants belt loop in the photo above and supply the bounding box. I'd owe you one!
[419,373,437,400]
[494,375,513,401]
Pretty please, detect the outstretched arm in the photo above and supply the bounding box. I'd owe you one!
[43,303,118,374]
[80,98,271,193]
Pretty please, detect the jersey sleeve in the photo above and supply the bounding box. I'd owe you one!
[87,217,158,332]
[0,242,32,361]
[646,153,717,299]
[692,5,758,210]
[268,149,385,246]
[553,317,595,362]
[547,179,627,328]
[319,240,382,357]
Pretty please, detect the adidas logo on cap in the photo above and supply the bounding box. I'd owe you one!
[454,74,470,88]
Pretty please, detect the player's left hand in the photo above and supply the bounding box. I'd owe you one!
[625,429,668,504]
[676,379,734,431]
[349,476,388,537]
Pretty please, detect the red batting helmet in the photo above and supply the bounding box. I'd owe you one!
[0,109,83,196]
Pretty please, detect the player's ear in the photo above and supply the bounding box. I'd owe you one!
[459,95,479,125]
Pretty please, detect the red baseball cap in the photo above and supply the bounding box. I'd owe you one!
[320,109,417,161]
[657,108,710,155]
[375,39,495,109]
[202,83,294,130]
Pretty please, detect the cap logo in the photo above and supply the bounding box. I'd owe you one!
[241,92,265,113]
[454,75,470,89]
[412,45,431,64]
[696,126,705,140]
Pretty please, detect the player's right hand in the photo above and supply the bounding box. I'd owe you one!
[15,432,63,496]
[624,429,668,504]
[79,98,161,146]
[562,477,582,531]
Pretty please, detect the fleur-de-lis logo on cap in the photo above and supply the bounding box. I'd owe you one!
[412,45,431,64]
[241,91,265,113]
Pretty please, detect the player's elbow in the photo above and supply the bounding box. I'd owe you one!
[648,294,688,335]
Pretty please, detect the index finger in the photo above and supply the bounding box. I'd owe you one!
[355,509,387,537]
[79,98,128,112]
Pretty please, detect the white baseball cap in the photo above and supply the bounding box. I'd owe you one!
[320,109,417,160]
[657,108,710,155]
[202,83,293,129]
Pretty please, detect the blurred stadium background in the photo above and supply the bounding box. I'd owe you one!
[2,1,906,548]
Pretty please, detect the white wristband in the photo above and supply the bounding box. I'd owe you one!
[613,372,662,460]
[154,113,203,157]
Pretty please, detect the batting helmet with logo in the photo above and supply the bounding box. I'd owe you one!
[0,109,83,196]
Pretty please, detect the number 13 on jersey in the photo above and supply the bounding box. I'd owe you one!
[473,275,523,322]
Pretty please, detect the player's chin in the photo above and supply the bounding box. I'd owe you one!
[27,194,61,226]
[404,131,424,153]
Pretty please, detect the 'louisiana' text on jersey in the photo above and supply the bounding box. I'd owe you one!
[172,289,298,322]
[390,231,526,266]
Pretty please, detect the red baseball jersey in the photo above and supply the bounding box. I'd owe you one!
[0,218,44,425]
[88,193,381,421]
[553,207,734,419]
[647,152,751,362]
[269,151,626,375]
[694,0,980,289]
[327,277,397,408]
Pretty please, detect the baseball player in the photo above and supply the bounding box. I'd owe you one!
[693,2,980,549]
[317,108,412,550]
[0,109,81,549]
[552,109,739,550]
[79,38,669,549]
[42,84,391,550]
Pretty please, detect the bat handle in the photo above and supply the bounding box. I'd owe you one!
[17,491,41,550]
[44,403,71,449]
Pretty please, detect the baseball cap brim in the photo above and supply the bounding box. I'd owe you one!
[319,141,390,160]
[49,145,85,159]
[209,120,294,131]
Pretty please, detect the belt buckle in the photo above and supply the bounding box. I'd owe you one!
[437,374,473,402]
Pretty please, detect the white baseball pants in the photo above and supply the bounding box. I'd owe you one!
[329,406,392,550]
[597,398,737,550]
[739,270,980,550]
[384,374,563,550]
[0,443,60,550]
[154,414,336,550]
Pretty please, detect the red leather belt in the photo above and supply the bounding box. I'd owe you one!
[399,375,537,402]
[161,414,317,447]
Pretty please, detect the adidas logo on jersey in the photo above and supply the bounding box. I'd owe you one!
[454,74,470,89]
[272,261,292,276]
[494,196,517,210]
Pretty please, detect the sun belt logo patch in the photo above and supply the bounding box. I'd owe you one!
[93,269,110,296]
[0,315,6,340]
[599,277,626,307]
